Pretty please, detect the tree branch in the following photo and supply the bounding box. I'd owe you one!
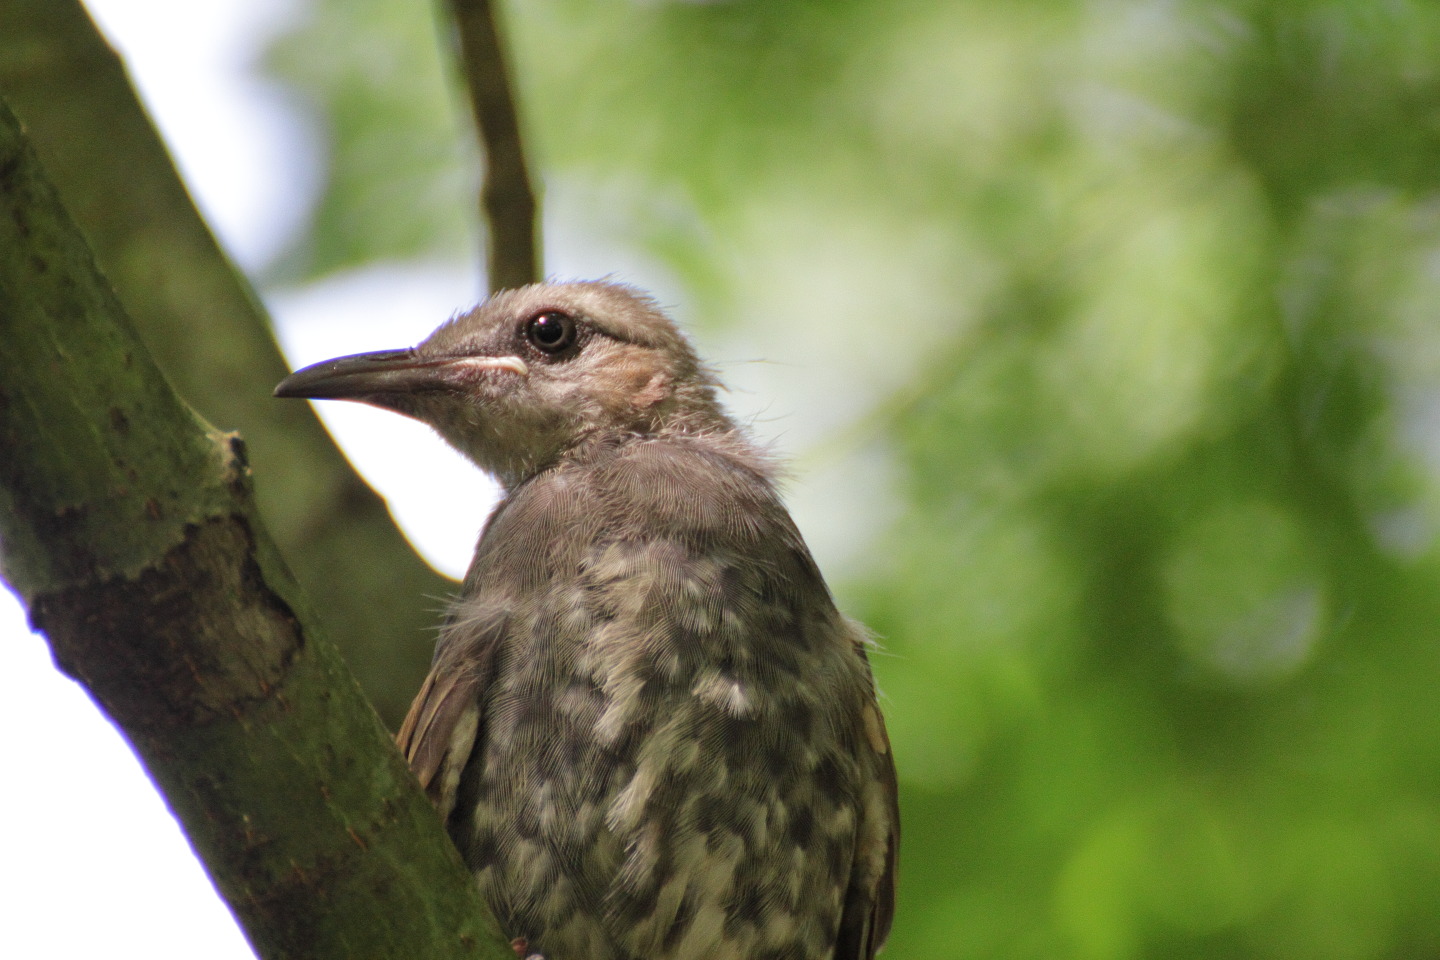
[0,0,445,728]
[444,0,541,292]
[0,97,511,960]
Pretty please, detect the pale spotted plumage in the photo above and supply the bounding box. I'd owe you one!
[278,282,897,960]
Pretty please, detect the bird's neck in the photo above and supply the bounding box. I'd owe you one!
[497,413,765,494]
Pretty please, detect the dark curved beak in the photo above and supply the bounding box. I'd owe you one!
[274,349,528,400]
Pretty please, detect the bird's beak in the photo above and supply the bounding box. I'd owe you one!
[274,349,529,400]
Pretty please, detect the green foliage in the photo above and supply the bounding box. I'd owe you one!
[266,0,1440,956]
[265,0,480,278]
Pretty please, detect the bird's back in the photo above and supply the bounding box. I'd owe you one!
[402,432,896,960]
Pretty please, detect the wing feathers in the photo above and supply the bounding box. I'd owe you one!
[395,612,508,820]
[835,694,900,960]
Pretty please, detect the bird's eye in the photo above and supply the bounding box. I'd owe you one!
[524,311,578,354]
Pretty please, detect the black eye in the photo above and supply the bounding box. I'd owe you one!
[524,311,578,354]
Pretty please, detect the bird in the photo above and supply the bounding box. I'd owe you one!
[275,281,898,960]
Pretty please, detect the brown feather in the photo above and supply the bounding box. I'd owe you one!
[396,613,507,818]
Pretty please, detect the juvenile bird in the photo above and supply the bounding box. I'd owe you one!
[275,281,898,960]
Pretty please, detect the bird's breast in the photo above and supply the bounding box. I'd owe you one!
[452,532,873,960]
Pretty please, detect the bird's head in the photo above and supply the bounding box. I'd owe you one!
[275,281,732,487]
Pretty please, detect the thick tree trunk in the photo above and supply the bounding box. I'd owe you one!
[0,97,511,960]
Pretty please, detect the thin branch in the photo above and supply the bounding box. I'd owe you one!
[445,0,541,292]
[0,97,512,960]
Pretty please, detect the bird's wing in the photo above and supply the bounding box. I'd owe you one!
[395,609,508,822]
[835,685,900,960]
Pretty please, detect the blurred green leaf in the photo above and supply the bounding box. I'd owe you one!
[265,0,478,279]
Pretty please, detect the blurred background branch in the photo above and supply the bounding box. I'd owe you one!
[443,0,539,291]
[0,0,446,728]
